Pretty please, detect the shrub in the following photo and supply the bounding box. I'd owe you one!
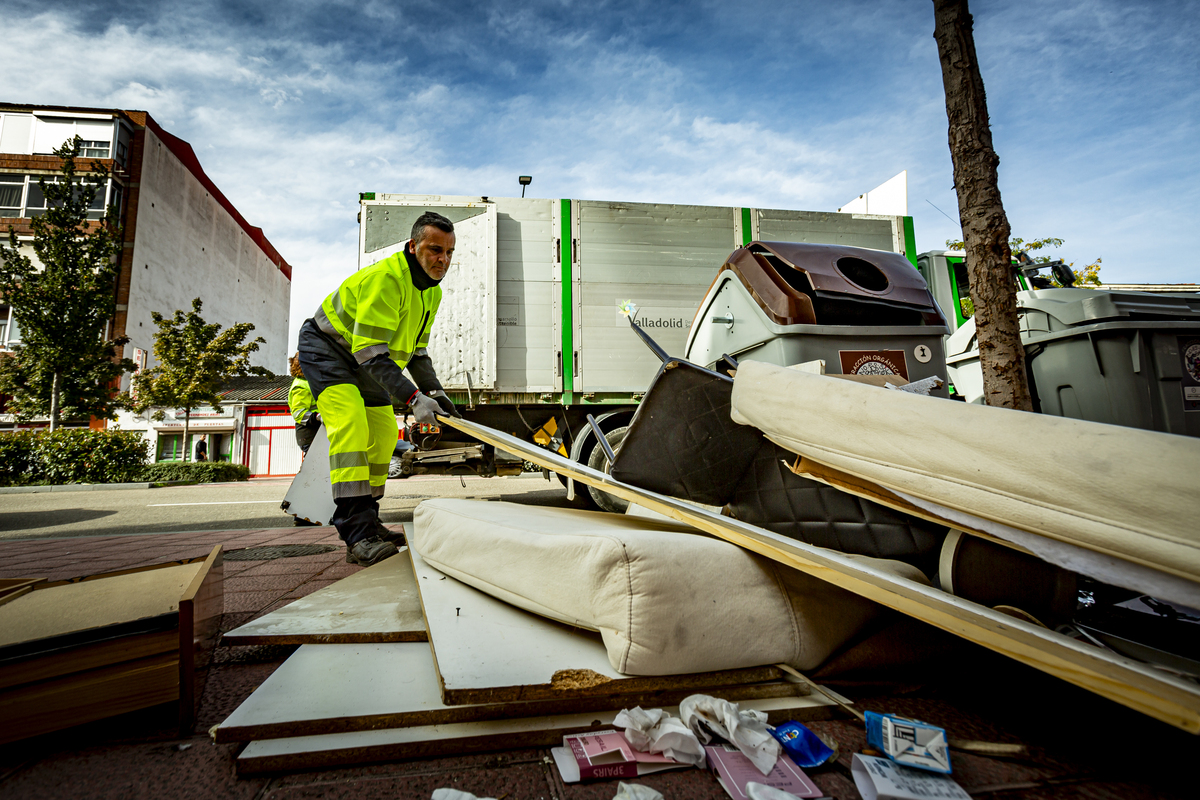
[139,461,251,484]
[32,429,151,485]
[0,431,39,486]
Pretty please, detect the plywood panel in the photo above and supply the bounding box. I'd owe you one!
[236,694,837,775]
[222,553,426,645]
[409,543,781,706]
[0,562,202,650]
[216,643,802,744]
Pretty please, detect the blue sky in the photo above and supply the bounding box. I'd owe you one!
[3,0,1197,350]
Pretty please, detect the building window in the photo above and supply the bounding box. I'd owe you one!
[0,174,23,217]
[0,174,114,220]
[78,140,110,158]
[0,306,20,351]
[115,140,128,168]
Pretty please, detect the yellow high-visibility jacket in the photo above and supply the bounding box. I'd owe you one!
[313,248,441,371]
[289,377,317,424]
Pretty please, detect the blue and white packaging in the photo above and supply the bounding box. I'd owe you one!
[863,711,951,774]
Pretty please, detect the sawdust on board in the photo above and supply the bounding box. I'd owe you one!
[551,669,614,690]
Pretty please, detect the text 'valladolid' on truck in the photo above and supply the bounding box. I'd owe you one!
[355,193,950,509]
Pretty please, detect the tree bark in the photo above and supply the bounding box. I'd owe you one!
[49,371,61,432]
[933,0,1033,411]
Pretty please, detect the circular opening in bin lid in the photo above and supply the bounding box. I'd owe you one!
[835,257,890,293]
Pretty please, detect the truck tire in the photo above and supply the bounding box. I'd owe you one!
[585,426,630,514]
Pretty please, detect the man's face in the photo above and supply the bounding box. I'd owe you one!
[412,227,455,281]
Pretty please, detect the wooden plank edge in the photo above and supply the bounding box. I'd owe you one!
[178,545,223,735]
[234,701,839,776]
[220,630,429,646]
[215,680,804,744]
[444,417,1200,734]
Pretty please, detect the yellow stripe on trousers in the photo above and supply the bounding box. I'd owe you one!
[316,384,399,500]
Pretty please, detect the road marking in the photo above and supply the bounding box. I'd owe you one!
[148,501,280,507]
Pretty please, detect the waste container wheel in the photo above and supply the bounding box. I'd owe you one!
[585,426,630,514]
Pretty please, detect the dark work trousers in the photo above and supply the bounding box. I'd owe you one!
[297,318,393,548]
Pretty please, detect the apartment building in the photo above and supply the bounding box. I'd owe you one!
[0,103,291,444]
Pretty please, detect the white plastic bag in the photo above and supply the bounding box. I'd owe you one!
[431,790,496,800]
[679,694,781,775]
[612,782,664,800]
[613,706,706,767]
[746,783,804,800]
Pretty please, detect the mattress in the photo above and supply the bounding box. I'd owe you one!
[411,499,926,675]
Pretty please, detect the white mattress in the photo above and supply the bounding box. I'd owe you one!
[411,499,925,675]
[730,360,1200,588]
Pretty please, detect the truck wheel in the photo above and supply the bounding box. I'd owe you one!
[585,426,630,514]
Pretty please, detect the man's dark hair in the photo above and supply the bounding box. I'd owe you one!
[412,212,454,245]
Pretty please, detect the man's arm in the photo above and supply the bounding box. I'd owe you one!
[407,349,460,417]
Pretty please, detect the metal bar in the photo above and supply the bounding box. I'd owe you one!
[586,414,615,465]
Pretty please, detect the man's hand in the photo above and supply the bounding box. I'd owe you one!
[304,411,322,430]
[428,389,461,418]
[409,392,442,425]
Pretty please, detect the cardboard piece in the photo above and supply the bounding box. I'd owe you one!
[222,551,427,645]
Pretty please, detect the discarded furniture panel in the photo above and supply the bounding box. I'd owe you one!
[0,546,223,742]
[443,416,1200,733]
[222,550,426,645]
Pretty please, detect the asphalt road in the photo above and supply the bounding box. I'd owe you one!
[0,473,575,541]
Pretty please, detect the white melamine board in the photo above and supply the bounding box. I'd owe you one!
[280,427,336,526]
[409,542,780,705]
[222,554,425,645]
[236,694,836,774]
[0,563,201,648]
[216,642,806,743]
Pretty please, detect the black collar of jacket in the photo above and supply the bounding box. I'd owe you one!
[406,244,441,291]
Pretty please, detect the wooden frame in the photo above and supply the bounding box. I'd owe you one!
[0,545,224,743]
[444,417,1200,734]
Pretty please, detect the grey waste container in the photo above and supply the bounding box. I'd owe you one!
[945,288,1200,437]
[684,241,950,393]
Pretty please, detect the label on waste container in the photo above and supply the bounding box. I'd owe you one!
[1181,336,1200,412]
[839,350,909,380]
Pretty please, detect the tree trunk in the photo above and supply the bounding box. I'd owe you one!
[49,371,61,432]
[932,0,1033,411]
[183,408,191,463]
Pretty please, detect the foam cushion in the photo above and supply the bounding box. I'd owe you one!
[412,498,926,676]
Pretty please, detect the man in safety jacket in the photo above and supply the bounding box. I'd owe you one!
[297,212,460,566]
[288,353,320,454]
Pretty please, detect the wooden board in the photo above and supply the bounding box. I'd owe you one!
[236,694,839,775]
[0,653,179,745]
[216,642,805,744]
[443,416,1200,734]
[409,542,782,706]
[0,562,202,651]
[222,552,426,645]
[178,545,224,734]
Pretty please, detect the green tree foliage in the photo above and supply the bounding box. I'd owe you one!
[0,137,136,429]
[124,298,271,461]
[946,236,1102,288]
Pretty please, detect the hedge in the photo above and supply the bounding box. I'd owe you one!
[139,462,251,484]
[0,429,150,486]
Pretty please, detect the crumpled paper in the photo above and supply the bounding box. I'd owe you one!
[613,706,706,767]
[745,783,804,800]
[612,782,664,800]
[679,695,781,775]
[431,790,496,800]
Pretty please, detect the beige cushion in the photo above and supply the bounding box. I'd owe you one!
[411,499,926,676]
[730,360,1200,586]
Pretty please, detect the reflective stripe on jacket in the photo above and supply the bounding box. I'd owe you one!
[313,241,441,370]
[288,377,317,424]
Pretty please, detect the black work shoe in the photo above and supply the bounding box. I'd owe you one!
[346,536,399,566]
[375,520,407,547]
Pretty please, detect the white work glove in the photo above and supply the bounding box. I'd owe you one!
[409,392,442,425]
